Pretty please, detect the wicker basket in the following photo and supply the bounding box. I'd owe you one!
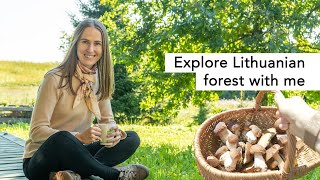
[194,91,320,180]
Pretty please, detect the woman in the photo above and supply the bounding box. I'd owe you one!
[22,18,149,180]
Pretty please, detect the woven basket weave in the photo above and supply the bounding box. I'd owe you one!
[194,91,320,180]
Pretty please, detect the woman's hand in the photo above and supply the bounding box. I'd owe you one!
[104,123,122,148]
[75,125,102,144]
[274,91,318,139]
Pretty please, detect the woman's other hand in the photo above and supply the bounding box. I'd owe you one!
[75,125,102,144]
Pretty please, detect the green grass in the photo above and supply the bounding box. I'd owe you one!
[0,61,58,87]
[1,123,319,179]
[0,61,58,106]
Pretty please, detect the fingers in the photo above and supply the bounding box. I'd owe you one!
[90,134,101,142]
[107,129,121,138]
[105,135,121,148]
[279,123,289,130]
[89,125,101,137]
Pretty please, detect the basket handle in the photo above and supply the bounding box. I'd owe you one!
[255,90,296,179]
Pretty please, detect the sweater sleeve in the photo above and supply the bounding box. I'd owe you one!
[29,73,60,143]
[98,98,115,123]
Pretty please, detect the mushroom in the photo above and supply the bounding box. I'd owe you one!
[267,160,279,170]
[219,149,242,172]
[242,121,251,141]
[250,144,267,172]
[214,122,233,143]
[231,123,241,137]
[215,145,228,159]
[257,128,277,148]
[276,134,288,154]
[238,142,246,152]
[207,155,220,167]
[226,134,239,151]
[265,144,284,171]
[243,142,253,164]
[241,161,254,173]
[245,125,262,144]
[274,118,286,134]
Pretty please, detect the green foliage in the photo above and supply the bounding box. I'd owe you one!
[111,64,141,122]
[192,104,209,125]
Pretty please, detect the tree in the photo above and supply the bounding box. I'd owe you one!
[70,0,320,123]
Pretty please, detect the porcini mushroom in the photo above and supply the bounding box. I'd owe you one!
[265,144,284,171]
[250,144,267,172]
[267,160,279,170]
[243,142,253,164]
[215,145,228,159]
[245,125,262,144]
[231,123,241,137]
[207,155,220,167]
[242,121,251,141]
[257,128,277,148]
[214,122,233,143]
[238,142,245,152]
[226,134,239,151]
[276,134,288,154]
[219,149,242,172]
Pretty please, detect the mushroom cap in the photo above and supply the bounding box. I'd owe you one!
[228,134,239,144]
[207,155,220,167]
[249,125,262,137]
[230,149,242,160]
[266,144,282,161]
[250,144,266,154]
[277,134,288,145]
[243,121,251,130]
[266,127,277,134]
[215,145,228,158]
[231,124,241,132]
[214,122,227,134]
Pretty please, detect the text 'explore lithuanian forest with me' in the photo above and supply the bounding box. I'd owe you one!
[165,53,320,91]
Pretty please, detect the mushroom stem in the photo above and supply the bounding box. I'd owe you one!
[273,153,285,171]
[253,153,268,172]
[243,142,252,164]
[250,144,267,172]
[267,160,279,170]
[219,150,241,172]
[257,128,277,148]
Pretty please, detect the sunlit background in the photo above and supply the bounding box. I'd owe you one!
[0,0,81,62]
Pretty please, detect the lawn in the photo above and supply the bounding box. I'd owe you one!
[1,122,319,180]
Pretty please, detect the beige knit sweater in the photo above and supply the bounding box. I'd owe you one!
[23,69,114,158]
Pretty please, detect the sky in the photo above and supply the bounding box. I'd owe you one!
[0,0,82,62]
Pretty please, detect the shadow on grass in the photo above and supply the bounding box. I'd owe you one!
[121,144,203,180]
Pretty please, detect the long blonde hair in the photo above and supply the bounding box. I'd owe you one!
[55,18,114,100]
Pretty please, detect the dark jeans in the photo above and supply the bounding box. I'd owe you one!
[23,131,140,180]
